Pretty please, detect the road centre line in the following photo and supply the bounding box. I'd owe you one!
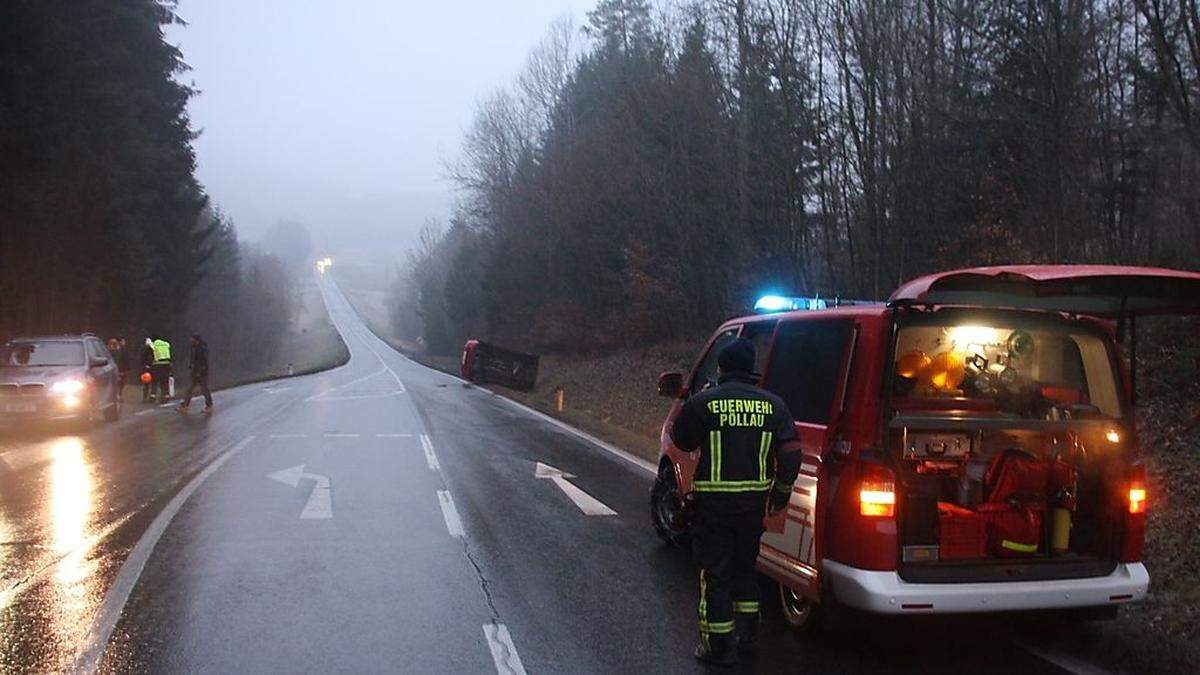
[437,490,464,537]
[420,434,440,471]
[483,623,527,675]
[72,435,257,674]
[323,433,360,438]
[269,433,307,439]
[376,433,411,438]
[354,327,406,393]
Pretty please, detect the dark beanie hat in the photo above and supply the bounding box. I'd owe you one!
[717,338,756,374]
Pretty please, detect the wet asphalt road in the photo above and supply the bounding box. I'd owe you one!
[0,275,1082,673]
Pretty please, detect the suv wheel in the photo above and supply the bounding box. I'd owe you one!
[779,583,820,634]
[650,463,690,548]
[103,399,120,422]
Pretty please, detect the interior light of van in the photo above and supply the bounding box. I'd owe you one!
[1128,487,1147,514]
[860,481,896,517]
[946,325,1001,350]
[1106,429,1121,444]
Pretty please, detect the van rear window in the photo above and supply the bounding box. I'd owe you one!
[892,318,1121,419]
[763,320,853,424]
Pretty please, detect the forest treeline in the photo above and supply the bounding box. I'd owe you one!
[0,1,299,377]
[397,0,1200,355]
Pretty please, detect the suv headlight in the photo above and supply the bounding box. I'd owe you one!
[52,379,85,394]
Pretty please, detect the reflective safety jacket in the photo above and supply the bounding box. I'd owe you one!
[151,339,172,365]
[671,372,801,513]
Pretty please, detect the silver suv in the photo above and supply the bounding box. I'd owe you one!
[0,334,120,426]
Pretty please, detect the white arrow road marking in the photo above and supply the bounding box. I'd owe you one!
[437,490,464,537]
[534,462,617,516]
[420,434,440,471]
[483,623,527,675]
[268,464,333,519]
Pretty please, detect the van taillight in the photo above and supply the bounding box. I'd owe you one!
[1121,466,1147,563]
[1128,487,1147,514]
[859,465,896,517]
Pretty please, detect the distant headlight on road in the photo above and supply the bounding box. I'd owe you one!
[52,379,85,394]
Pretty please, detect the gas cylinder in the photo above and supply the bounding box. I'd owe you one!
[1051,507,1072,555]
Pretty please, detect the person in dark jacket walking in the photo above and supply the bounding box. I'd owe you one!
[107,337,132,402]
[177,334,212,414]
[670,338,802,666]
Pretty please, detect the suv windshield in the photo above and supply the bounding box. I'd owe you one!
[892,314,1121,419]
[0,341,85,367]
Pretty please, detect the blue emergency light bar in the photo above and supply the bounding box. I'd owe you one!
[754,295,828,313]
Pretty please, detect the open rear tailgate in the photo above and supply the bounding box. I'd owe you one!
[889,265,1200,317]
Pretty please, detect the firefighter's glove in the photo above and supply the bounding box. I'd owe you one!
[769,485,791,514]
[675,492,697,529]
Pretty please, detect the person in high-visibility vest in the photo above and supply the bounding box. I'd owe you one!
[150,336,172,403]
[670,338,801,666]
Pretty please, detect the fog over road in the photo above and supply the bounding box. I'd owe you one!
[0,276,1076,673]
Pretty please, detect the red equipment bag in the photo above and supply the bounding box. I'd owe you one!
[938,502,987,559]
[978,503,1043,557]
[984,448,1049,504]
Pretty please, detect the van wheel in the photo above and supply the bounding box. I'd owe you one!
[650,464,690,548]
[103,400,120,422]
[779,584,821,634]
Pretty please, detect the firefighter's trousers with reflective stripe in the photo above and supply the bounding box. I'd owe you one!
[693,506,764,655]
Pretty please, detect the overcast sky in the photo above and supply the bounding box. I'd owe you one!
[168,0,593,253]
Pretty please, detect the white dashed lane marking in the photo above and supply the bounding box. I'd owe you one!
[437,490,464,537]
[483,623,527,675]
[420,434,440,471]
[323,433,360,438]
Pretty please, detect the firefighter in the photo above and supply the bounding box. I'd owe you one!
[150,335,172,403]
[670,338,801,666]
[177,333,212,414]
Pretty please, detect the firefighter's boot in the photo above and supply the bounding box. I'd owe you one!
[734,609,760,651]
[693,638,738,667]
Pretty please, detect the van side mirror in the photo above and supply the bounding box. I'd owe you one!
[657,372,685,398]
[90,356,109,368]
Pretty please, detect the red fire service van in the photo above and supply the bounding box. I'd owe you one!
[652,265,1200,630]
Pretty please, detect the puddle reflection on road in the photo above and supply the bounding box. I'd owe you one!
[46,436,99,633]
